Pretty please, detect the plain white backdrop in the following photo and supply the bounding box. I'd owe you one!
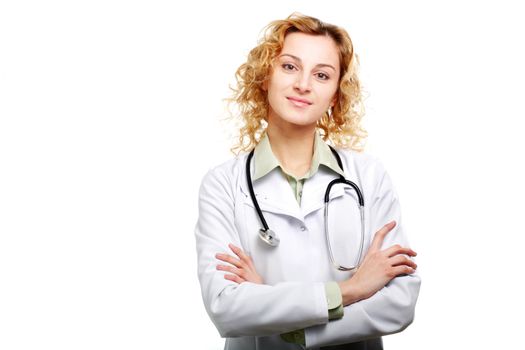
[1,0,524,349]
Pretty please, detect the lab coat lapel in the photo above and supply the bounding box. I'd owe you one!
[240,166,304,222]
[301,166,360,217]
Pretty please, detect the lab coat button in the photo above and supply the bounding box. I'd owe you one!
[300,226,306,231]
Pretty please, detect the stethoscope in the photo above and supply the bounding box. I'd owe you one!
[245,147,365,271]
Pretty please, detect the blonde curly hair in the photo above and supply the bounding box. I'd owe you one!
[227,12,367,155]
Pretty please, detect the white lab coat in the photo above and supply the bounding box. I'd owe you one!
[195,149,421,350]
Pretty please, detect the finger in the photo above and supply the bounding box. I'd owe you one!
[389,255,418,270]
[216,264,245,278]
[228,243,252,263]
[383,245,417,258]
[215,253,243,268]
[370,221,396,252]
[224,274,245,284]
[390,265,416,277]
[229,243,257,269]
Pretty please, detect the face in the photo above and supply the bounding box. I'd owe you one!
[264,32,341,129]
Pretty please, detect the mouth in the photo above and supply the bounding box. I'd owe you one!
[286,97,312,108]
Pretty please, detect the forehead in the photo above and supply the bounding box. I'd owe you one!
[279,32,340,69]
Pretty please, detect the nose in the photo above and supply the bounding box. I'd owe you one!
[293,72,312,93]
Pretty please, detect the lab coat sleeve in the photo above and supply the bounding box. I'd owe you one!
[195,165,329,338]
[304,159,421,348]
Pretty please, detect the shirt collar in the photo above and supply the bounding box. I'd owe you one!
[253,131,344,181]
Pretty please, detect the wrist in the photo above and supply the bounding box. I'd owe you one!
[338,279,363,306]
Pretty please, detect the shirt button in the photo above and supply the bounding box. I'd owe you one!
[299,191,303,197]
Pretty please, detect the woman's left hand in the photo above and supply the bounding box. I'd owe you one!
[215,243,264,284]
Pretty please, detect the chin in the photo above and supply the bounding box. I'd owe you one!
[282,114,319,127]
[268,106,320,129]
[282,119,319,129]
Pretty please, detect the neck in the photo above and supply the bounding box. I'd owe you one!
[266,121,316,178]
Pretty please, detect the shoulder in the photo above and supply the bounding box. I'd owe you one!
[332,148,396,201]
[334,148,388,178]
[198,153,249,196]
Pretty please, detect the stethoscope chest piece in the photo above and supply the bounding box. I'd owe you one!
[258,229,280,247]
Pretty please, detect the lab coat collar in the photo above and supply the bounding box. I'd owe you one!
[242,165,303,221]
[241,153,357,223]
[300,166,359,217]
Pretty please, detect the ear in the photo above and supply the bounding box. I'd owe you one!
[262,78,268,92]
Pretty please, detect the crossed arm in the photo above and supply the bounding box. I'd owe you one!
[215,220,417,308]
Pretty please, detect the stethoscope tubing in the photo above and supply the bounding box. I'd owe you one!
[246,146,365,270]
[245,150,269,232]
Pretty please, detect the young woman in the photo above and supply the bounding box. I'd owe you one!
[195,13,421,350]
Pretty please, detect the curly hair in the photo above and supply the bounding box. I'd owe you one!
[226,12,367,155]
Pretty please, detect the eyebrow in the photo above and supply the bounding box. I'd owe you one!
[278,53,337,72]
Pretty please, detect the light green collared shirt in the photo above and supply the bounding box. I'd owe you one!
[253,132,345,346]
[253,131,345,205]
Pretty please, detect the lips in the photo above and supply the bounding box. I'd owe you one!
[286,97,312,107]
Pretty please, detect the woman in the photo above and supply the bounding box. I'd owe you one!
[195,13,421,350]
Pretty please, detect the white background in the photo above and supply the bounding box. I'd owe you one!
[1,1,524,349]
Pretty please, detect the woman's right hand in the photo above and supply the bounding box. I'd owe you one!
[338,221,417,306]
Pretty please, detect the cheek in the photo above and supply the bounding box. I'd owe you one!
[318,92,335,109]
[269,70,295,88]
[267,79,290,102]
[266,89,280,109]
[324,86,339,107]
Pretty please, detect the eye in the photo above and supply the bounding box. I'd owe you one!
[316,72,330,80]
[281,63,296,71]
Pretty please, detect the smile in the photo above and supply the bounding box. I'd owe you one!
[286,97,312,108]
